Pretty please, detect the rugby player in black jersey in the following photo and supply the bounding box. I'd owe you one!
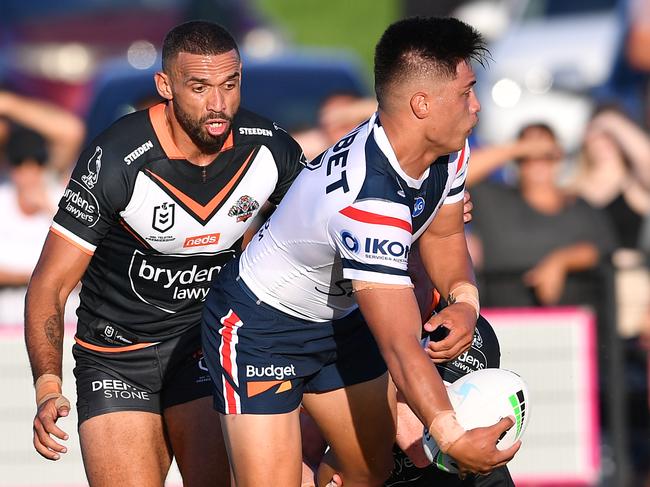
[25,21,307,487]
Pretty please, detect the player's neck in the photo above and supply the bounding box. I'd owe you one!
[380,111,445,179]
[164,105,219,166]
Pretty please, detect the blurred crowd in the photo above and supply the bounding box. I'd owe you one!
[0,0,649,485]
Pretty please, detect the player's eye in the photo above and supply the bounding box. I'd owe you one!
[193,85,207,93]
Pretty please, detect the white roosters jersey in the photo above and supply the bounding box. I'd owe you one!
[240,113,469,321]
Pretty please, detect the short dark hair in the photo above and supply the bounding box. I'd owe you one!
[162,20,239,73]
[7,125,48,167]
[374,17,488,106]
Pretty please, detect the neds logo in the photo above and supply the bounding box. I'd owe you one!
[184,233,220,248]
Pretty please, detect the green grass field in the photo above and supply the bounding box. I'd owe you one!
[254,0,399,74]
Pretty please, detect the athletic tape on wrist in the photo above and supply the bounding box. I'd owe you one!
[448,282,480,318]
[35,374,70,409]
[428,410,466,453]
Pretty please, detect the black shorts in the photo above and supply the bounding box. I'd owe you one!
[387,446,515,486]
[201,259,387,415]
[73,325,213,425]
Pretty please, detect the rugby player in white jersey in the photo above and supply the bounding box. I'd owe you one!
[202,17,520,486]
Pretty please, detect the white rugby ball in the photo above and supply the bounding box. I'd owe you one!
[422,368,530,473]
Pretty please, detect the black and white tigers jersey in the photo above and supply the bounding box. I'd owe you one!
[52,103,304,348]
[240,113,469,322]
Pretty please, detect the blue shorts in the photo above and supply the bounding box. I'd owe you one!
[201,259,387,414]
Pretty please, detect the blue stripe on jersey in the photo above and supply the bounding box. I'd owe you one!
[341,258,409,277]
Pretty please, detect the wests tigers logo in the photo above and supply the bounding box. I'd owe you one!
[228,195,259,222]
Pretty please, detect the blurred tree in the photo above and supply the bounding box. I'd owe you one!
[254,0,398,73]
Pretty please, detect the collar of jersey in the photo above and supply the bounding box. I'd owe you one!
[369,112,429,190]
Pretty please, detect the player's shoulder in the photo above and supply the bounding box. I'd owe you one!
[85,106,165,174]
[233,107,302,155]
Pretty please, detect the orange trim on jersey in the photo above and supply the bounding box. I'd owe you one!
[220,130,234,152]
[146,149,255,221]
[425,289,442,318]
[340,206,412,233]
[119,219,149,248]
[74,336,156,353]
[49,226,94,256]
[456,144,467,175]
[149,103,185,159]
[148,103,234,159]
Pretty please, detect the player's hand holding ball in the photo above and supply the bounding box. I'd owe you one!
[445,417,521,475]
[423,369,530,475]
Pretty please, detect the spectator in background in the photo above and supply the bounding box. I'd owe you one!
[292,91,376,160]
[0,90,85,177]
[567,108,650,337]
[464,129,562,188]
[566,107,650,483]
[0,92,84,325]
[0,127,73,324]
[469,123,617,308]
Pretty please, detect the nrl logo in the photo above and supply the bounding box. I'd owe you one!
[228,195,259,222]
[152,202,175,233]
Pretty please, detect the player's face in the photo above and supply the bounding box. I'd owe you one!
[169,50,241,153]
[428,60,480,153]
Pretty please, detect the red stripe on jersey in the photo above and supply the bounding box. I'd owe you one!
[340,206,412,233]
[456,144,466,175]
[219,310,241,414]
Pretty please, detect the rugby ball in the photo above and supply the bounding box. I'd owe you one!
[422,368,530,473]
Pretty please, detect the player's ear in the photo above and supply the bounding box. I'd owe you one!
[410,92,429,119]
[155,71,173,101]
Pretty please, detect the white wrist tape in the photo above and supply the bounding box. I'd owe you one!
[449,282,480,318]
[35,374,70,409]
[428,410,466,453]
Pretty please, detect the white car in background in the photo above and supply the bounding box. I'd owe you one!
[457,0,622,151]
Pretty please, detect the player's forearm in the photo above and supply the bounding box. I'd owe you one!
[418,231,475,299]
[382,336,452,426]
[355,288,452,426]
[24,275,66,381]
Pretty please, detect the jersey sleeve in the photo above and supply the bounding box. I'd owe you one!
[443,139,470,205]
[328,199,413,286]
[267,128,306,205]
[51,142,130,254]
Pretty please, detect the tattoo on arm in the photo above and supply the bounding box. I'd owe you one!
[44,314,63,350]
